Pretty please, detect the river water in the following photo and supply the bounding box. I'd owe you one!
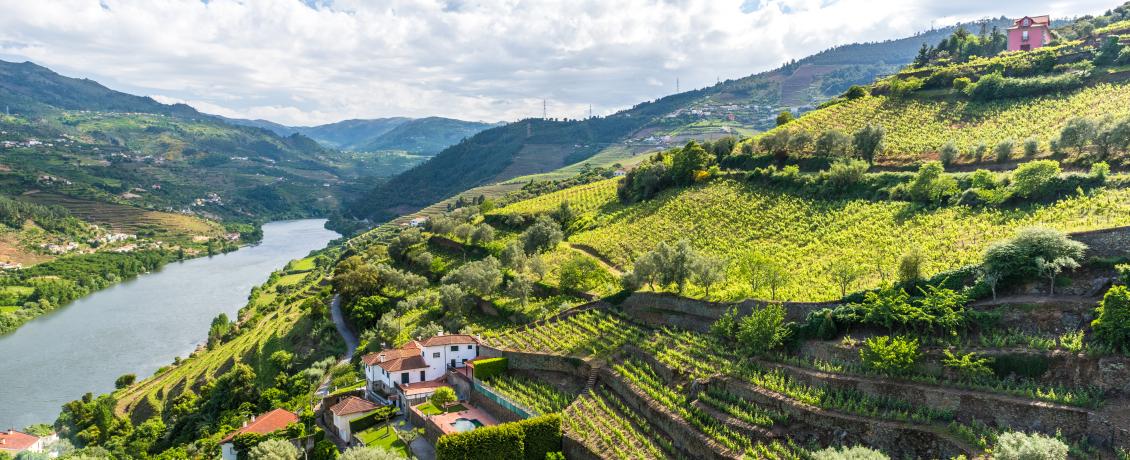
[0,219,339,428]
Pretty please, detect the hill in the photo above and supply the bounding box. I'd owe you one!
[347,18,1013,222]
[224,115,498,154]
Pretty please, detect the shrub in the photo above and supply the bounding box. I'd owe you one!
[1023,137,1039,157]
[1009,160,1061,198]
[736,303,788,355]
[811,445,890,460]
[939,142,958,165]
[860,336,920,375]
[993,431,1068,460]
[434,414,561,460]
[824,158,869,189]
[472,357,508,381]
[973,142,988,163]
[1092,286,1130,353]
[1091,161,1110,183]
[982,227,1086,286]
[952,77,971,91]
[941,350,994,381]
[115,374,137,389]
[845,85,869,99]
[558,255,609,292]
[340,446,403,460]
[431,387,457,407]
[994,139,1014,163]
[248,439,300,460]
[311,440,339,460]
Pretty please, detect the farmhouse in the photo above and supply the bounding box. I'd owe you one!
[1008,15,1051,51]
[362,332,480,407]
[218,408,298,460]
[0,429,48,455]
[327,396,381,442]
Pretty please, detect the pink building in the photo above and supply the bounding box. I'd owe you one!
[1008,15,1051,52]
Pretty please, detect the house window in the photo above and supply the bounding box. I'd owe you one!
[450,345,458,351]
[462,358,468,364]
[432,352,440,358]
[400,372,409,384]
[467,345,473,350]
[1022,30,1029,41]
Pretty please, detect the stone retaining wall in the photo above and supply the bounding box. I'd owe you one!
[477,346,592,378]
[468,385,525,424]
[1070,225,1130,259]
[561,433,604,460]
[710,378,972,459]
[621,292,835,332]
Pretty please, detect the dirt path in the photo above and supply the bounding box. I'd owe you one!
[567,243,624,276]
[330,293,359,361]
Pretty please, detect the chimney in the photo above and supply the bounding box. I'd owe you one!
[378,353,386,363]
[438,330,444,336]
[250,415,256,422]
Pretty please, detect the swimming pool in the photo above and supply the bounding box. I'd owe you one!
[450,417,484,432]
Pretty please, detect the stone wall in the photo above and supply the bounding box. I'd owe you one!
[477,346,592,378]
[621,292,836,332]
[469,385,525,424]
[561,433,604,460]
[1070,226,1130,259]
[710,378,973,459]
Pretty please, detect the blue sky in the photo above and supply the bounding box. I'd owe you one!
[0,0,1116,125]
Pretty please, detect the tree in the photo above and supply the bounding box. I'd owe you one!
[413,322,443,340]
[763,262,789,301]
[559,255,608,293]
[1036,256,1078,295]
[469,223,495,245]
[1059,117,1096,153]
[1023,137,1039,158]
[993,432,1068,460]
[430,386,456,407]
[115,374,137,389]
[994,138,1014,163]
[982,227,1086,286]
[669,142,714,185]
[979,267,1002,301]
[811,445,889,460]
[939,141,958,165]
[852,124,884,165]
[1092,285,1130,353]
[248,439,299,460]
[829,259,862,299]
[815,129,851,158]
[438,284,471,315]
[507,275,534,307]
[913,42,930,67]
[551,201,578,231]
[736,303,788,355]
[442,257,503,297]
[1009,160,1061,198]
[339,446,405,460]
[897,250,924,285]
[520,215,563,254]
[775,110,794,126]
[690,254,726,300]
[311,439,339,460]
[844,85,869,99]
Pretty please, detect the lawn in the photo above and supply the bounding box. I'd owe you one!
[354,425,410,456]
[287,257,316,272]
[416,402,467,415]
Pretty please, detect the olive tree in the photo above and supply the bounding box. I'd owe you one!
[852,124,885,165]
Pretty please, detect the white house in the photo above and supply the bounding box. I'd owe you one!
[218,409,298,460]
[362,332,480,407]
[0,429,48,456]
[328,396,380,442]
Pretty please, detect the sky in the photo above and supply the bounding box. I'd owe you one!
[0,0,1116,126]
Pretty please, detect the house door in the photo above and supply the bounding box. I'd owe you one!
[1021,44,1031,51]
[450,358,456,368]
[420,370,425,381]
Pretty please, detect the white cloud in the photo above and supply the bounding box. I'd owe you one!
[0,0,1113,125]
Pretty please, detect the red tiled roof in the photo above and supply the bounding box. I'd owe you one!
[1010,15,1051,28]
[0,430,38,452]
[219,409,299,443]
[361,341,423,369]
[329,396,381,417]
[420,334,479,347]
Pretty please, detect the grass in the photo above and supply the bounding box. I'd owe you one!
[495,178,1130,301]
[276,272,307,287]
[287,257,316,272]
[328,381,365,397]
[416,402,466,415]
[354,424,410,456]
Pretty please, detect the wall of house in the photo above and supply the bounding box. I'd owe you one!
[333,412,366,442]
[220,442,238,460]
[422,342,479,380]
[1008,26,1048,51]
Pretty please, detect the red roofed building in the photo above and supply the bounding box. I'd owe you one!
[218,409,299,460]
[328,396,381,441]
[362,332,480,407]
[1008,15,1052,51]
[0,429,46,455]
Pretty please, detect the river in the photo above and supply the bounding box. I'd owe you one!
[0,219,339,428]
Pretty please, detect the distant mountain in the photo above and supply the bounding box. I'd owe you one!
[0,60,203,118]
[222,115,497,155]
[292,117,411,150]
[347,19,1008,221]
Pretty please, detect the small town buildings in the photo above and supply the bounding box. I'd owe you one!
[362,332,480,407]
[1008,15,1051,51]
[0,429,49,455]
[328,396,380,442]
[218,409,299,460]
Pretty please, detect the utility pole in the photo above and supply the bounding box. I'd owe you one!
[676,78,680,93]
[542,99,547,120]
[588,104,592,119]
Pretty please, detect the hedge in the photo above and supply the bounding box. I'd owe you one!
[435,414,562,460]
[472,357,508,381]
[349,406,397,433]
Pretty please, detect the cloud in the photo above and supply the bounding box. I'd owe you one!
[0,0,1113,125]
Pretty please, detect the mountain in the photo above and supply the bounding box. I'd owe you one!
[346,19,1008,221]
[224,115,498,154]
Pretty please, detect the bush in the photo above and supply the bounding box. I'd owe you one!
[1023,137,1039,157]
[340,446,405,460]
[1009,160,1061,198]
[349,406,396,433]
[982,227,1086,287]
[1092,285,1130,353]
[824,159,869,189]
[810,445,890,460]
[115,374,137,389]
[994,139,1014,163]
[471,357,508,381]
[941,350,994,381]
[939,142,958,165]
[993,431,1068,460]
[248,439,300,460]
[435,414,561,460]
[736,303,789,355]
[431,387,457,407]
[845,85,869,99]
[860,336,920,375]
[558,255,610,292]
[952,77,971,91]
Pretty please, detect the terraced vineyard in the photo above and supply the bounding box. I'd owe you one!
[524,178,1130,301]
[488,178,621,218]
[563,389,675,460]
[22,192,223,240]
[484,374,576,415]
[638,328,739,380]
[764,82,1130,163]
[483,309,646,358]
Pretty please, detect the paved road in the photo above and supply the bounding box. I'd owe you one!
[330,294,359,360]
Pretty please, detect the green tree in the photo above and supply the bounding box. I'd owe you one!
[690,254,727,300]
[470,223,496,246]
[1092,285,1130,353]
[811,445,889,460]
[828,259,863,299]
[1009,160,1061,198]
[669,142,714,185]
[1023,137,1039,157]
[442,257,503,297]
[558,255,608,293]
[248,439,300,460]
[115,374,137,389]
[993,432,1068,460]
[311,440,339,460]
[852,124,884,165]
[430,386,456,408]
[520,216,564,254]
[994,138,1015,163]
[339,446,404,460]
[736,303,788,355]
[844,85,869,99]
[1059,117,1096,153]
[815,129,851,158]
[775,110,794,126]
[982,227,1086,286]
[939,141,958,165]
[897,249,924,285]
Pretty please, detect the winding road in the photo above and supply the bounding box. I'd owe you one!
[330,294,359,360]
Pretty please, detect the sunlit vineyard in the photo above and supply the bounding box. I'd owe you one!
[487,178,621,218]
[765,82,1130,163]
[560,179,1130,301]
[563,389,675,460]
[482,309,646,357]
[638,328,739,380]
[484,374,576,415]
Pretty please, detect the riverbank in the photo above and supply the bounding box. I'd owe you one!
[0,219,340,428]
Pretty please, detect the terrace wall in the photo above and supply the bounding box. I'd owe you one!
[477,345,592,379]
[621,292,836,333]
[1070,225,1130,259]
[561,433,604,460]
